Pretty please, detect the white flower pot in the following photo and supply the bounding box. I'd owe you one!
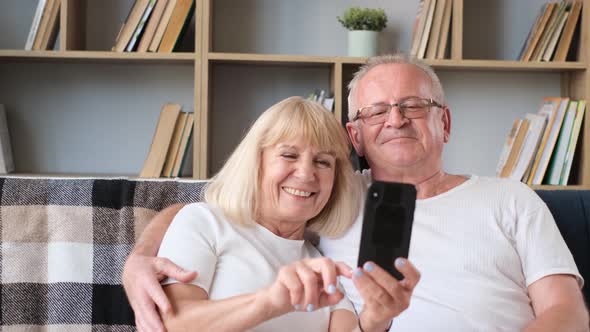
[348,30,379,57]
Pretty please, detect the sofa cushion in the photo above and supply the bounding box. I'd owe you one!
[0,177,207,331]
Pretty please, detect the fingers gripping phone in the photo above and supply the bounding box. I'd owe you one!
[357,181,416,280]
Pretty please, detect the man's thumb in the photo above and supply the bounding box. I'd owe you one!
[171,266,198,282]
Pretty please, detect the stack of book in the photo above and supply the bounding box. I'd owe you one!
[409,0,453,60]
[113,0,195,53]
[25,0,61,51]
[496,97,586,185]
[140,103,195,178]
[307,90,335,112]
[518,1,583,62]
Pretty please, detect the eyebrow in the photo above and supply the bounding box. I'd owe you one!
[277,144,335,156]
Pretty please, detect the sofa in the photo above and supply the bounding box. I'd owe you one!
[0,177,587,331]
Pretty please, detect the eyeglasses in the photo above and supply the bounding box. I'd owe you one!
[353,97,444,125]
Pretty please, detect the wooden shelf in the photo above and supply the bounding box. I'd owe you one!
[0,50,196,64]
[531,185,590,190]
[208,52,337,66]
[207,53,587,72]
[427,59,587,72]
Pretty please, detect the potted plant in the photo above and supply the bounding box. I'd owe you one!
[337,7,387,57]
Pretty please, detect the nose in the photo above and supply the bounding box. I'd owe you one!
[384,106,409,128]
[294,158,316,182]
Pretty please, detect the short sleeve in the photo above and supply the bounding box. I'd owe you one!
[514,200,584,288]
[157,203,219,293]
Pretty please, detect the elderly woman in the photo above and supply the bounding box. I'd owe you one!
[128,96,420,332]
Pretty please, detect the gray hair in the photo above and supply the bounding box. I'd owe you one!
[347,53,446,121]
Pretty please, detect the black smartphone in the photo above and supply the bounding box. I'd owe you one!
[357,181,416,280]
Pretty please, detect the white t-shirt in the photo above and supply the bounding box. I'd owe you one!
[319,171,583,332]
[158,202,354,332]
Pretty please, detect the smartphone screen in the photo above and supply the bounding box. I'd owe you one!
[357,181,416,280]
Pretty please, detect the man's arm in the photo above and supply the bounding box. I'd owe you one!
[524,274,589,332]
[122,203,197,332]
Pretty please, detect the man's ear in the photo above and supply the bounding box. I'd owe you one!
[442,106,451,143]
[346,122,364,156]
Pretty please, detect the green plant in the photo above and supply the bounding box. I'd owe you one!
[337,7,387,31]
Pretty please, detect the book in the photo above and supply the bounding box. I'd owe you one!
[171,113,194,177]
[32,0,55,50]
[158,0,195,52]
[509,113,547,181]
[113,0,151,52]
[25,0,48,50]
[410,0,429,57]
[140,103,182,178]
[137,0,169,52]
[148,0,177,52]
[499,118,530,178]
[530,98,569,185]
[0,105,14,174]
[521,2,556,61]
[553,1,582,61]
[518,3,546,60]
[532,2,566,62]
[37,0,61,50]
[541,6,569,61]
[545,99,578,185]
[527,97,562,184]
[496,119,521,176]
[126,0,158,52]
[560,100,586,185]
[426,0,446,59]
[435,0,453,59]
[417,0,437,59]
[161,111,188,177]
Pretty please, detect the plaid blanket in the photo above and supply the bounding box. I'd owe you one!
[0,177,207,331]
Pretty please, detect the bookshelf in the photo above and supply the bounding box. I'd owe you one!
[1,0,589,188]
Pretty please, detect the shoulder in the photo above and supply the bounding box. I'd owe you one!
[465,176,545,208]
[171,202,228,235]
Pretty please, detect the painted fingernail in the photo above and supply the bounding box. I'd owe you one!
[294,304,301,311]
[354,267,363,278]
[363,262,375,272]
[306,304,315,312]
[327,284,337,294]
[395,258,405,268]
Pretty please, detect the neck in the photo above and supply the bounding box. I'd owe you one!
[256,219,306,240]
[371,167,465,199]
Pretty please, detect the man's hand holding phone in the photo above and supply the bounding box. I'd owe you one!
[352,258,420,331]
[353,181,421,331]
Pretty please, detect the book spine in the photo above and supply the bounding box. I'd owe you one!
[25,0,48,50]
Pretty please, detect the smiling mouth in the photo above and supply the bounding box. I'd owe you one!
[282,187,314,197]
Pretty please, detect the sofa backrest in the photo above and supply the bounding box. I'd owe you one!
[0,177,207,331]
[535,190,590,302]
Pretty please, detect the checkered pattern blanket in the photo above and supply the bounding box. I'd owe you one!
[0,177,207,331]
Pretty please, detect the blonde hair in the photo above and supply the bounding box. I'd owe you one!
[347,53,446,121]
[205,96,361,238]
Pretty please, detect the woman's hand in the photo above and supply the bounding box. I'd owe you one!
[259,257,353,316]
[353,258,420,332]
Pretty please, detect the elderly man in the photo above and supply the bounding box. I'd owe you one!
[123,54,588,331]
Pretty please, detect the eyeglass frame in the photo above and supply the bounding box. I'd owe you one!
[352,97,445,124]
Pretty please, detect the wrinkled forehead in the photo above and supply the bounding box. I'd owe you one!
[358,64,435,99]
